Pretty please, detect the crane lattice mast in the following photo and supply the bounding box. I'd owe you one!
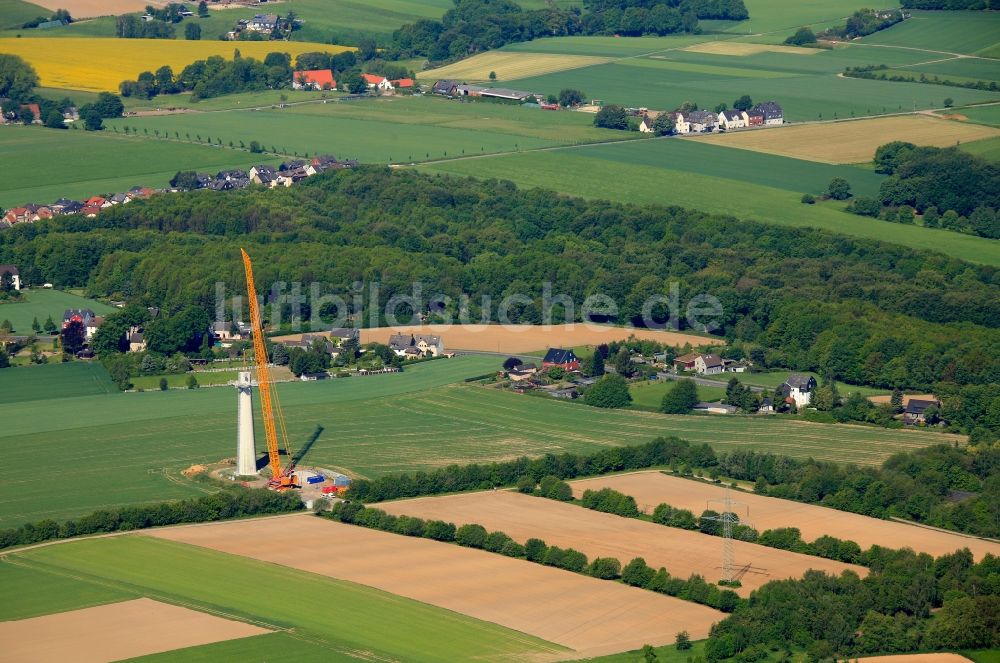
[241,248,295,489]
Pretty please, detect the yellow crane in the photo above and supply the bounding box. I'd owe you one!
[240,248,298,490]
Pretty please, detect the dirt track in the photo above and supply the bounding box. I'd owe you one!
[358,324,710,353]
[380,490,866,596]
[0,598,268,663]
[148,515,723,657]
[570,472,1000,561]
[30,0,151,16]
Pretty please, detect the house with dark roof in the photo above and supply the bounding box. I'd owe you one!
[743,109,765,127]
[752,101,783,125]
[388,333,444,358]
[542,348,580,372]
[778,374,816,408]
[432,80,460,95]
[63,308,101,338]
[694,353,724,375]
[686,110,717,132]
[903,398,940,425]
[718,109,746,130]
[329,328,360,344]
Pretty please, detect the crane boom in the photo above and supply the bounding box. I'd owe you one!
[240,248,294,488]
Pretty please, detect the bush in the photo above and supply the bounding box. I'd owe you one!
[584,374,632,408]
[661,379,698,413]
[827,177,852,200]
[455,523,488,548]
[516,475,536,493]
[581,488,640,517]
[538,475,573,500]
[801,193,815,204]
[543,545,565,567]
[393,515,425,537]
[423,519,456,541]
[622,557,655,587]
[484,530,512,552]
[588,556,622,579]
[561,547,589,573]
[500,540,525,557]
[525,537,548,562]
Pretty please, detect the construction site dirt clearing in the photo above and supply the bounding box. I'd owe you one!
[0,597,268,663]
[698,115,1000,164]
[379,490,866,597]
[350,323,709,354]
[148,515,722,658]
[570,472,1000,561]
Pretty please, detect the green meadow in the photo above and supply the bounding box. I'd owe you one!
[0,126,278,207]
[860,10,1000,57]
[0,362,117,403]
[103,96,636,164]
[0,356,956,527]
[420,140,1000,266]
[7,536,564,662]
[961,105,1000,128]
[629,380,727,411]
[0,289,115,333]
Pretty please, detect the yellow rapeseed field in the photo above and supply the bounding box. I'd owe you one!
[418,51,610,82]
[0,38,352,92]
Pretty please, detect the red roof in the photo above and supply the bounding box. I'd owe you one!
[362,73,387,85]
[296,69,336,89]
[85,196,106,206]
[391,78,414,88]
[21,103,41,119]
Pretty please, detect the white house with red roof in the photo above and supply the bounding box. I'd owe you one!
[362,74,394,91]
[293,69,336,90]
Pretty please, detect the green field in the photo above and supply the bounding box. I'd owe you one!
[505,34,719,57]
[961,136,1000,161]
[0,289,115,333]
[0,356,958,527]
[696,370,889,397]
[629,380,727,410]
[6,535,564,662]
[0,126,279,207]
[104,96,635,165]
[583,640,707,663]
[129,370,244,391]
[860,11,1000,57]
[0,557,135,620]
[420,140,1000,266]
[0,362,117,403]
[961,105,1000,128]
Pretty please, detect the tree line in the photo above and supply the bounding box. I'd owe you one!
[0,487,302,550]
[1,168,998,393]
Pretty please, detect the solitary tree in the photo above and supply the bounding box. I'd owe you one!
[31,317,40,332]
[675,631,692,651]
[594,105,630,130]
[184,22,201,40]
[583,351,605,377]
[827,177,852,200]
[661,379,698,414]
[197,0,208,17]
[60,320,86,355]
[584,374,632,408]
[159,377,169,391]
[43,315,57,334]
[489,70,497,81]
[45,109,66,129]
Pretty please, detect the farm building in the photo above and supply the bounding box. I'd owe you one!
[293,69,336,91]
[432,79,460,95]
[362,74,394,91]
[479,88,538,101]
[542,348,580,372]
[388,333,444,358]
[903,398,940,425]
[778,374,816,408]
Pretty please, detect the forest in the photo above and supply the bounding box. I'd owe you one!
[1,167,998,392]
[388,0,748,61]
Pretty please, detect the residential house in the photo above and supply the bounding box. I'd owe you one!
[694,353,724,375]
[26,204,54,221]
[81,204,102,217]
[673,352,699,372]
[85,195,110,208]
[211,320,244,342]
[432,79,460,96]
[127,186,155,199]
[328,327,360,344]
[3,207,33,225]
[362,74,394,91]
[63,308,101,338]
[778,373,816,408]
[718,109,746,130]
[743,109,765,127]
[62,106,79,122]
[216,169,248,182]
[246,13,279,32]
[388,333,444,358]
[293,69,336,90]
[128,328,146,352]
[542,348,580,372]
[250,164,278,186]
[507,363,538,382]
[686,110,717,132]
[638,115,654,133]
[51,198,84,215]
[0,264,21,290]
[903,398,940,425]
[20,103,42,124]
[758,397,774,413]
[109,192,131,205]
[672,112,691,135]
[752,101,783,126]
[723,358,749,373]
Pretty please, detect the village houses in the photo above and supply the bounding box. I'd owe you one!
[388,333,445,358]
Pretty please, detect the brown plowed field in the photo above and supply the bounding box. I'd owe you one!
[359,323,709,353]
[379,491,866,596]
[148,515,722,657]
[855,655,973,663]
[0,598,268,663]
[570,472,1000,561]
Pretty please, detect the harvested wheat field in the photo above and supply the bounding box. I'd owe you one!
[699,115,1000,164]
[418,51,611,82]
[868,393,936,406]
[350,323,708,353]
[29,0,152,16]
[683,41,820,56]
[0,38,351,92]
[379,490,865,596]
[0,598,268,663]
[855,655,973,663]
[570,472,1000,561]
[149,515,722,657]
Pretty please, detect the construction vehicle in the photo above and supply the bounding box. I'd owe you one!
[240,248,299,490]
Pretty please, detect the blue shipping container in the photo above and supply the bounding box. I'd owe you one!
[307,476,324,484]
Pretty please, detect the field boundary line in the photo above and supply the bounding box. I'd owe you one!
[888,517,1000,544]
